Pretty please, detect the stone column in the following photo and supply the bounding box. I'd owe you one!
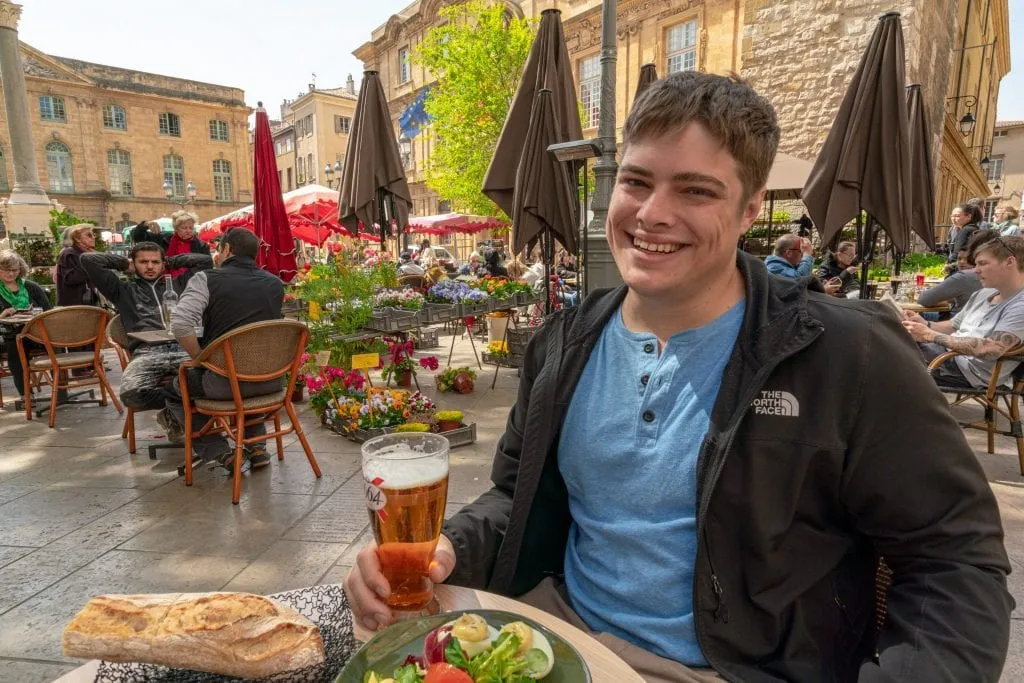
[0,1,51,235]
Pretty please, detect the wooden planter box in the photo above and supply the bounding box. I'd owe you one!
[421,302,459,324]
[365,307,421,332]
[507,325,540,357]
[458,300,491,318]
[337,422,477,448]
[413,327,440,349]
[489,296,516,311]
[515,291,543,307]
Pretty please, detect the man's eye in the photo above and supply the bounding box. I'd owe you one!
[685,187,716,197]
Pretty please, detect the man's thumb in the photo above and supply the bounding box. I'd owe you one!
[429,537,456,583]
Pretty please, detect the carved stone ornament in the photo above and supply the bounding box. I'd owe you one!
[698,27,708,72]
[22,54,66,80]
[617,0,673,22]
[567,16,601,54]
[0,1,23,30]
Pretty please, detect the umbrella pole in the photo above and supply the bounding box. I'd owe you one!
[858,214,877,300]
[543,231,552,316]
[767,193,775,248]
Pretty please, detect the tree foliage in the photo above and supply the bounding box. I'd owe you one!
[415,1,534,217]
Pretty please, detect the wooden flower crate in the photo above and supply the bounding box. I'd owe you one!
[339,422,477,448]
[365,307,421,332]
[515,290,543,307]
[489,296,517,311]
[421,302,460,324]
[507,326,540,357]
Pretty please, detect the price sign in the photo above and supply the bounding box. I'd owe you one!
[315,351,332,367]
[351,353,380,370]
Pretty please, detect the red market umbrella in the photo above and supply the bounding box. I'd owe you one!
[252,102,297,281]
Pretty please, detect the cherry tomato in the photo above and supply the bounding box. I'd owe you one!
[424,662,473,683]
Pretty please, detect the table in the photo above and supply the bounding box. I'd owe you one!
[54,586,641,683]
[899,301,952,314]
[127,329,176,345]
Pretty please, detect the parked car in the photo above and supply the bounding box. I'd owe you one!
[410,245,460,273]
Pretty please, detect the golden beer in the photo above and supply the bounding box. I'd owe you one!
[362,433,450,610]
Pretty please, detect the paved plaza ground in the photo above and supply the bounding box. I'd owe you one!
[0,330,1022,682]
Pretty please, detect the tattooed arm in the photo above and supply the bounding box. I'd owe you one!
[929,329,1022,361]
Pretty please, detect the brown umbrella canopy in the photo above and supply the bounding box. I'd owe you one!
[338,71,412,243]
[513,89,576,253]
[802,12,911,253]
[482,9,582,253]
[635,63,658,100]
[906,84,936,249]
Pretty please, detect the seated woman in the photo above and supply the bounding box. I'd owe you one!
[458,252,486,277]
[0,250,52,399]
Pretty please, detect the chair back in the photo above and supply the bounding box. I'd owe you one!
[398,274,426,289]
[21,306,110,349]
[106,314,131,350]
[196,320,309,385]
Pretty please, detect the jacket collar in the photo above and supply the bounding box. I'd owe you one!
[220,255,257,270]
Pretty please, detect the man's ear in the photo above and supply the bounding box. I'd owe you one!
[740,187,766,232]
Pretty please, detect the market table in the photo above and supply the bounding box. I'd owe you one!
[53,585,641,683]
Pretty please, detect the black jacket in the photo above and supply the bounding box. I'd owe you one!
[56,246,94,306]
[130,222,211,256]
[201,255,283,345]
[815,253,860,296]
[81,252,212,353]
[442,252,1012,682]
[949,223,980,262]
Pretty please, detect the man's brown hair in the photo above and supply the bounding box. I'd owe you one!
[622,71,780,202]
[973,234,1024,272]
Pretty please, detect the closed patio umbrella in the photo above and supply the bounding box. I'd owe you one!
[906,84,936,249]
[338,71,412,256]
[252,102,297,282]
[482,8,582,255]
[802,12,911,293]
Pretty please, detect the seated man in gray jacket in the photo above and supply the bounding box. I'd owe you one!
[82,244,212,435]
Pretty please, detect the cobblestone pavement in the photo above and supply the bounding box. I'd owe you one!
[0,330,1021,682]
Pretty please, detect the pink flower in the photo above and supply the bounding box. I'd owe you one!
[419,356,439,371]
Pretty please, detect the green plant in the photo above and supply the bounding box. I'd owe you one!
[436,366,477,393]
[395,422,431,433]
[415,0,534,217]
[435,409,464,423]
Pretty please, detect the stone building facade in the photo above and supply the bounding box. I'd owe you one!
[990,120,1024,218]
[0,43,252,229]
[355,0,1007,245]
[273,78,359,194]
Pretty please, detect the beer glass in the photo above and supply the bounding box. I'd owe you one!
[361,432,450,610]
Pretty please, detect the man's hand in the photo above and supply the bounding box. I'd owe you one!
[823,281,841,295]
[903,310,927,325]
[800,238,813,256]
[902,319,934,343]
[0,307,14,319]
[343,535,456,631]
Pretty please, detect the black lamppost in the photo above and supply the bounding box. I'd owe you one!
[946,95,978,137]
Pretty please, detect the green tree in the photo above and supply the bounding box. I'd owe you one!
[415,0,534,217]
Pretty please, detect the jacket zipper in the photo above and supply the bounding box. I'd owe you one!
[695,327,822,677]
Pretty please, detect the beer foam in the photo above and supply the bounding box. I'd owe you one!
[364,447,448,488]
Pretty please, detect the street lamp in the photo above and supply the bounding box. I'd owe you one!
[324,161,343,189]
[163,179,197,208]
[958,112,977,138]
[947,95,978,138]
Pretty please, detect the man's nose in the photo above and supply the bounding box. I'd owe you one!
[636,186,675,229]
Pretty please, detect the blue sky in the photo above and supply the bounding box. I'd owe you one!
[14,0,1024,120]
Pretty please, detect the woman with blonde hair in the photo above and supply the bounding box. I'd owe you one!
[0,250,51,398]
[130,211,210,276]
[56,224,98,306]
[994,205,1020,236]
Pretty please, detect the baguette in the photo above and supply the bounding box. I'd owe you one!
[62,592,325,679]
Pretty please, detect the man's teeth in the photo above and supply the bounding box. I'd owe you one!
[633,237,681,254]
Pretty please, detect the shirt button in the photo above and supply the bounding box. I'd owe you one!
[640,374,650,386]
[642,410,655,422]
[643,342,655,354]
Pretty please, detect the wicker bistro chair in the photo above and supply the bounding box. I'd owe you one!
[927,345,1024,474]
[17,306,123,428]
[178,319,321,504]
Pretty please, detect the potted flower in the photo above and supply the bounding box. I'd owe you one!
[380,338,438,388]
[436,367,476,394]
[394,422,431,433]
[435,410,464,432]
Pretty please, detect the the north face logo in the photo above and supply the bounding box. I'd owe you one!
[752,390,800,417]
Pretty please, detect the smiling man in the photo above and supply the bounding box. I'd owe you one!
[346,72,1012,682]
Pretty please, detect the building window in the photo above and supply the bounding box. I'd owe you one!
[307,153,314,183]
[994,130,1009,138]
[39,95,67,122]
[984,199,999,221]
[102,104,127,130]
[286,137,294,152]
[107,149,133,197]
[159,112,181,137]
[297,156,305,184]
[579,55,601,129]
[666,20,699,74]
[45,141,74,192]
[399,46,411,83]
[399,137,413,170]
[987,156,1004,182]
[213,159,233,201]
[275,140,284,156]
[0,145,7,191]
[209,119,229,142]
[163,154,185,198]
[115,219,133,230]
[335,115,352,134]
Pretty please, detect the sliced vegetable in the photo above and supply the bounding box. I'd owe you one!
[521,648,550,677]
[424,662,474,683]
[393,664,423,683]
[424,625,453,665]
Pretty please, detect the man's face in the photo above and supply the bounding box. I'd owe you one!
[995,207,1007,222]
[974,249,1017,289]
[956,250,972,271]
[175,220,195,241]
[216,242,232,266]
[607,123,762,301]
[836,248,856,267]
[782,243,803,266]
[75,230,96,250]
[133,250,164,281]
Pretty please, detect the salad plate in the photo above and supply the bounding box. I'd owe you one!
[335,609,591,683]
